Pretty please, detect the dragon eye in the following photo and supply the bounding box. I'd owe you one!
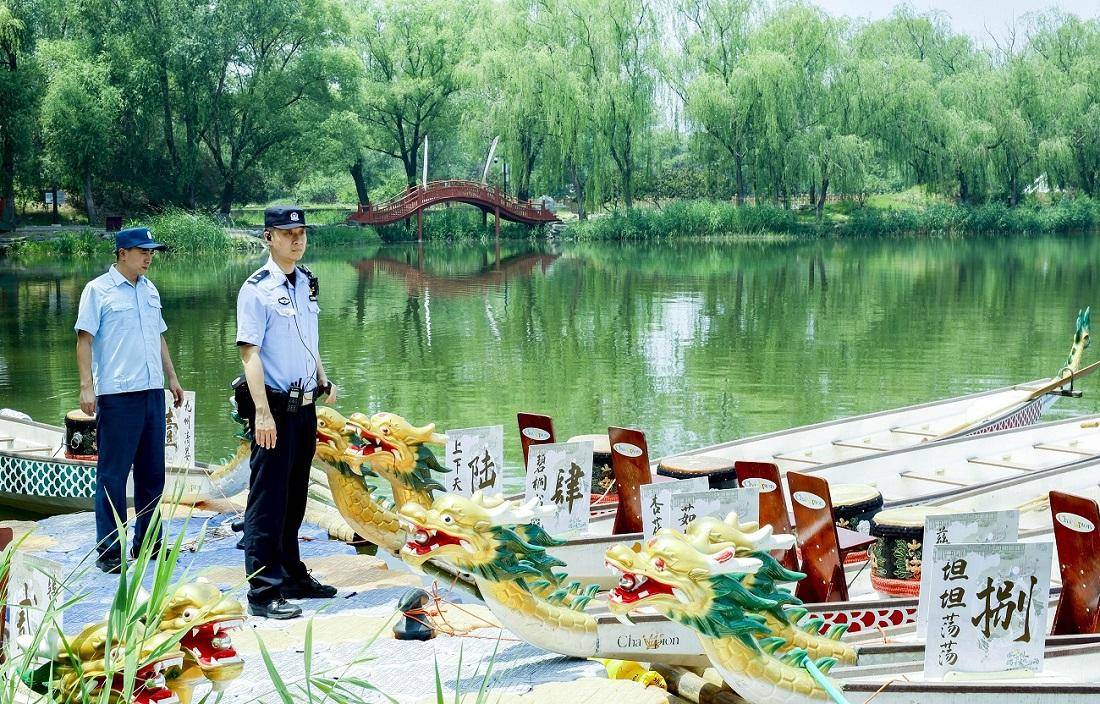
[441,514,454,524]
[381,426,390,435]
[182,608,198,620]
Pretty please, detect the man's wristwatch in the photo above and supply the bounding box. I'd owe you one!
[318,380,332,396]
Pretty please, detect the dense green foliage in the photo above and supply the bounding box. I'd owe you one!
[1,0,1099,228]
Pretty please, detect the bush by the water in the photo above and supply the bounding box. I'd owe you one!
[568,196,1100,239]
[6,230,114,257]
[308,223,381,246]
[144,208,234,253]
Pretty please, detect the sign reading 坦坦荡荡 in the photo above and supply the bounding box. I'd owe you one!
[524,441,593,536]
[916,509,1019,632]
[444,425,504,497]
[924,541,1052,679]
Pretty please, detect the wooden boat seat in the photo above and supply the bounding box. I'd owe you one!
[771,452,823,466]
[832,439,896,452]
[966,457,1038,471]
[898,470,971,487]
[0,436,14,443]
[13,445,53,454]
[889,425,939,438]
[1035,441,1100,457]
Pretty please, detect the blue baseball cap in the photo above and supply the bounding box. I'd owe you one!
[115,227,168,252]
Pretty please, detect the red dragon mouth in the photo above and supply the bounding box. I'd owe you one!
[179,619,244,669]
[606,564,677,605]
[404,525,465,556]
[122,654,183,704]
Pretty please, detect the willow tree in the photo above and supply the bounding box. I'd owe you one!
[349,0,472,189]
[0,1,32,225]
[556,0,658,210]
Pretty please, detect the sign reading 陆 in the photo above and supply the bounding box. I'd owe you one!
[924,542,1052,678]
[445,425,504,497]
[640,477,709,538]
[668,488,760,531]
[916,510,1019,630]
[164,390,196,468]
[524,441,593,536]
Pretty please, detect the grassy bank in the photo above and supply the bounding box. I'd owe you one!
[568,195,1100,239]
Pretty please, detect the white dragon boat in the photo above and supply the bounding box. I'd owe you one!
[0,412,249,515]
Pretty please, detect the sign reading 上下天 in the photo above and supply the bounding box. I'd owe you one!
[5,553,63,660]
[668,488,760,532]
[445,425,504,497]
[916,510,1020,630]
[524,441,593,536]
[164,390,196,468]
[924,541,1052,679]
[640,477,710,538]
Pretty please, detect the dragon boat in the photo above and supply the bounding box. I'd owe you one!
[0,411,249,515]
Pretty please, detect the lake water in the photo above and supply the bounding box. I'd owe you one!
[2,234,1099,513]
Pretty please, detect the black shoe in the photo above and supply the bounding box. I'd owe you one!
[281,573,337,599]
[248,598,302,620]
[96,555,123,574]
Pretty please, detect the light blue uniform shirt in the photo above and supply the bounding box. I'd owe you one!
[75,265,167,396]
[235,257,321,393]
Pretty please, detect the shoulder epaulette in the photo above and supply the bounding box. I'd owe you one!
[296,265,314,278]
[247,269,271,285]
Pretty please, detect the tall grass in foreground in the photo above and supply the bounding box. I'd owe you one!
[144,209,236,254]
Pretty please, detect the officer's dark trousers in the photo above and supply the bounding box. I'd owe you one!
[95,389,166,560]
[244,402,316,604]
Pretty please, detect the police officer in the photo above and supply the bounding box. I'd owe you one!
[75,226,185,574]
[236,205,337,619]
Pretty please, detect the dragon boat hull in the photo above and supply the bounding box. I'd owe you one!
[0,414,248,515]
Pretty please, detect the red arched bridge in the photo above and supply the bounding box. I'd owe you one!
[346,180,560,231]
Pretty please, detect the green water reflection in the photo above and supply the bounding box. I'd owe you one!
[2,234,1098,501]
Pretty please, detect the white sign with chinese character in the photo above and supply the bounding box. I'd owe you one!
[668,488,760,533]
[916,510,1020,632]
[524,441,593,536]
[5,553,63,660]
[164,390,196,468]
[445,425,504,497]
[924,541,1053,679]
[641,478,710,538]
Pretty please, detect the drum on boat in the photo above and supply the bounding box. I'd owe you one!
[869,505,939,598]
[831,483,883,535]
[63,410,98,460]
[656,454,738,490]
[567,433,617,505]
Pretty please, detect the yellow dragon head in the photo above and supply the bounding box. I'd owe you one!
[682,512,796,556]
[39,621,184,704]
[153,582,245,684]
[605,530,765,628]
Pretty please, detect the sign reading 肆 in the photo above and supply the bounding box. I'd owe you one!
[5,554,63,660]
[445,425,504,497]
[924,541,1052,678]
[164,390,196,468]
[668,488,760,532]
[916,510,1019,631]
[640,477,709,538]
[524,441,593,536]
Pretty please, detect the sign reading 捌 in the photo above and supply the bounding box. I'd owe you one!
[4,553,63,660]
[445,425,504,497]
[164,390,196,468]
[924,541,1052,678]
[916,510,1019,630]
[668,488,760,532]
[640,477,709,538]
[524,441,593,536]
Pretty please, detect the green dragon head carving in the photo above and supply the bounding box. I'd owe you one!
[399,492,600,611]
[1062,306,1091,378]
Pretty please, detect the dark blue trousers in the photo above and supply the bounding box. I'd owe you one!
[95,389,166,560]
[243,403,315,604]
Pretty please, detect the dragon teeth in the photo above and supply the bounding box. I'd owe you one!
[413,530,431,545]
[459,539,476,553]
[672,588,690,604]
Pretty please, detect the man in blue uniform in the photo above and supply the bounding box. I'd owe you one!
[236,205,337,620]
[75,227,185,574]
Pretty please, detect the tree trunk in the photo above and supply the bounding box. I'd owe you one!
[816,175,829,219]
[83,172,99,225]
[733,154,746,207]
[1,128,13,226]
[958,169,969,204]
[570,162,587,221]
[218,178,235,215]
[350,157,370,204]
